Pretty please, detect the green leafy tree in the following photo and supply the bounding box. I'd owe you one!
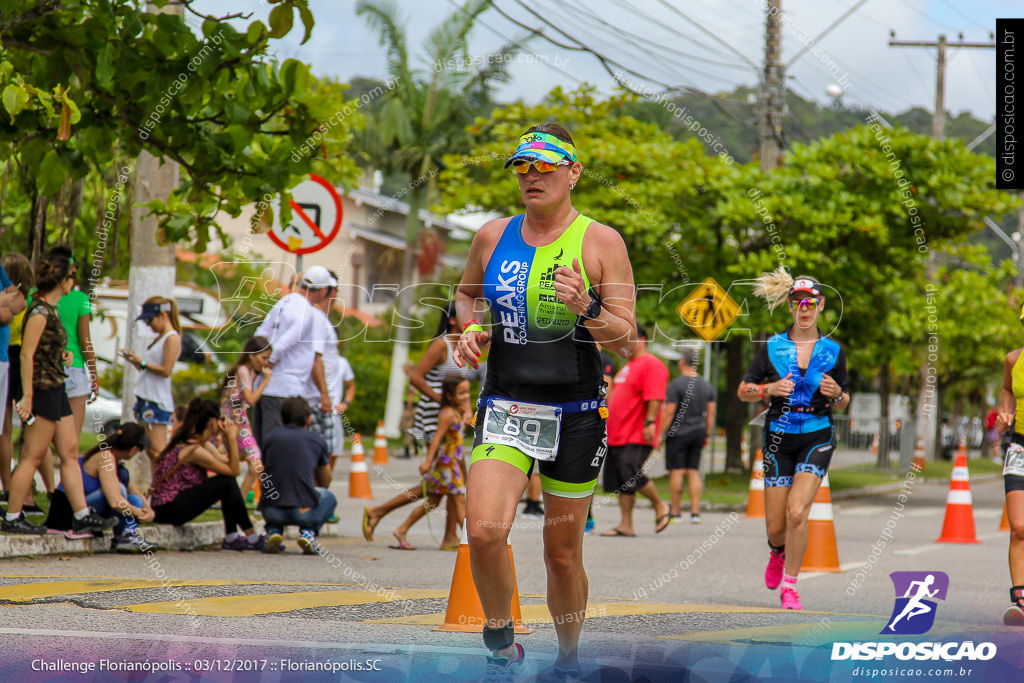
[0,0,360,254]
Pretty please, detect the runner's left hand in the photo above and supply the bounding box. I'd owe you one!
[553,258,589,316]
[820,374,842,400]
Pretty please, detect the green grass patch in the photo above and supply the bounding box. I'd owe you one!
[916,456,1002,479]
[599,470,751,509]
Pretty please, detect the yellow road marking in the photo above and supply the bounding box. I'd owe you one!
[0,579,354,602]
[123,589,449,617]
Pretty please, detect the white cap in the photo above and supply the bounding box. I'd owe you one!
[301,265,337,289]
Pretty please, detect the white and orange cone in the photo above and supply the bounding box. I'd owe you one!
[435,524,533,634]
[348,434,373,499]
[935,453,979,543]
[800,473,841,572]
[912,434,926,472]
[372,420,389,465]
[745,449,765,519]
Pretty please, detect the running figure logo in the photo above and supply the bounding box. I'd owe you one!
[881,571,949,635]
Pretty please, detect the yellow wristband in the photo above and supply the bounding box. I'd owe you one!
[463,323,484,334]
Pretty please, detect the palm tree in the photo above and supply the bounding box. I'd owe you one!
[355,0,522,435]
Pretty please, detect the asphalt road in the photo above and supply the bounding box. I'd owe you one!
[0,456,1021,682]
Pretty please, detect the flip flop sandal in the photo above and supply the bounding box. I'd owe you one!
[388,542,416,550]
[655,514,671,534]
[362,507,374,542]
[599,528,636,537]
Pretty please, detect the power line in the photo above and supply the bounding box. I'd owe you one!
[894,0,961,34]
[614,0,760,70]
[491,0,752,126]
[650,0,760,71]
[444,0,585,87]
[540,1,700,85]
[936,0,992,34]
[967,49,994,101]
[557,0,755,74]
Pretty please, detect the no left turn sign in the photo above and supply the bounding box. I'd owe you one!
[268,173,343,255]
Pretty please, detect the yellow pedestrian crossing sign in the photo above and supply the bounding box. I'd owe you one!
[677,278,741,342]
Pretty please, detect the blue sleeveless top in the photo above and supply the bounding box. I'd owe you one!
[742,330,848,434]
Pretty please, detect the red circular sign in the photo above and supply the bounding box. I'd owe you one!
[268,173,343,255]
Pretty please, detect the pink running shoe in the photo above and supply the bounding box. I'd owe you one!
[765,550,785,589]
[780,586,802,610]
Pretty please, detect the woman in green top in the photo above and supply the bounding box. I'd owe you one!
[48,246,97,440]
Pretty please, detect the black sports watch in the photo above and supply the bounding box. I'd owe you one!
[580,291,602,321]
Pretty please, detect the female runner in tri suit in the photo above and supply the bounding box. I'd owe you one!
[453,123,637,676]
[995,305,1024,625]
[737,268,849,611]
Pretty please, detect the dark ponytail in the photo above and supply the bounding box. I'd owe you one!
[158,397,221,461]
[36,256,71,293]
[81,423,147,464]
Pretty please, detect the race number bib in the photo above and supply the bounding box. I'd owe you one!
[1005,442,1024,478]
[482,399,562,461]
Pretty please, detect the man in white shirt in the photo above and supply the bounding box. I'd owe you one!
[309,272,356,470]
[253,266,335,448]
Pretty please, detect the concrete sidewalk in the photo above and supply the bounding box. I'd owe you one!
[0,520,347,559]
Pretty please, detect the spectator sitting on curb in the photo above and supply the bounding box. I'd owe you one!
[45,423,156,552]
[259,396,337,555]
[150,398,265,551]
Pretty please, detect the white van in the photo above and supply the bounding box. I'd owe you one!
[89,282,229,370]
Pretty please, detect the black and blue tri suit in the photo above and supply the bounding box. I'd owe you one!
[742,328,849,487]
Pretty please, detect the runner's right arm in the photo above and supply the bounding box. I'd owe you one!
[997,349,1021,432]
[454,220,503,368]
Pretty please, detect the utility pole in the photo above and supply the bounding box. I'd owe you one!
[889,32,995,462]
[888,33,996,140]
[122,0,182,487]
[759,0,783,171]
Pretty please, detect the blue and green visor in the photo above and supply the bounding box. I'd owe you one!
[503,131,578,168]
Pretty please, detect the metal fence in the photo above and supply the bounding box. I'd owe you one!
[829,414,909,470]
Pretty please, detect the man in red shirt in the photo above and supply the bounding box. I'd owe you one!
[601,324,671,536]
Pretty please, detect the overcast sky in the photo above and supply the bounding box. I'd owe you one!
[194,0,1012,121]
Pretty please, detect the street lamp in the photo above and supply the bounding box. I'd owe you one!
[825,84,844,110]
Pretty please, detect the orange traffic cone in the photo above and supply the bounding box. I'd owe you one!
[372,420,389,465]
[1001,502,1010,532]
[745,449,765,519]
[871,432,879,458]
[348,434,374,499]
[435,524,533,634]
[801,473,841,572]
[935,453,979,543]
[912,434,926,472]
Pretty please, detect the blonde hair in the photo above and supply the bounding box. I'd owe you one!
[753,266,794,311]
[144,295,181,336]
[754,267,823,311]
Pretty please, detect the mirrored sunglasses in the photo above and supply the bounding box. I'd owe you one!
[789,298,821,311]
[511,158,570,174]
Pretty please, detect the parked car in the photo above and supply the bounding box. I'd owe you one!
[86,388,125,437]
